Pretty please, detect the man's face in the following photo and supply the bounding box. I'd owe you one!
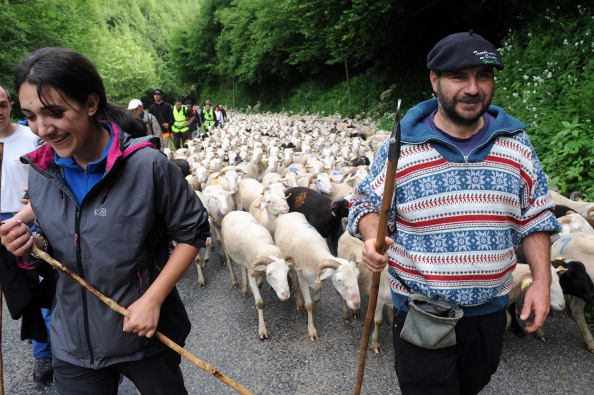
[153,93,163,103]
[0,88,13,132]
[175,101,182,109]
[431,66,495,126]
[133,106,143,117]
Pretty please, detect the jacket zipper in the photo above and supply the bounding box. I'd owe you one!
[75,204,95,368]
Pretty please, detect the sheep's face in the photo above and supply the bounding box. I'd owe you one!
[265,259,291,301]
[331,259,361,310]
[264,192,290,215]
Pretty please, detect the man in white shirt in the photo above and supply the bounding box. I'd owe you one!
[0,85,53,385]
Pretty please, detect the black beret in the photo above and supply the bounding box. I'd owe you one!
[153,89,164,95]
[427,30,504,72]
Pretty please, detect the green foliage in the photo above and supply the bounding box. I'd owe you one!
[1,0,197,107]
[494,3,594,197]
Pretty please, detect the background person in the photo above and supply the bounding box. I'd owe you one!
[127,99,162,145]
[348,31,561,395]
[200,101,215,139]
[148,89,173,150]
[1,47,210,395]
[0,85,54,385]
[171,98,194,150]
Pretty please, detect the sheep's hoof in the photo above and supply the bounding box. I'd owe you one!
[198,280,205,287]
[342,318,350,324]
[231,282,239,289]
[308,333,319,341]
[371,345,382,354]
[587,347,594,353]
[259,333,269,340]
[537,335,547,342]
[352,311,361,319]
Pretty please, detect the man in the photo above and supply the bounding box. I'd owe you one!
[0,85,54,385]
[147,89,173,150]
[128,99,162,148]
[171,98,195,150]
[348,31,561,395]
[200,100,215,139]
[184,100,200,139]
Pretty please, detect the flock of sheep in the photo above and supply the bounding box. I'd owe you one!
[164,111,594,355]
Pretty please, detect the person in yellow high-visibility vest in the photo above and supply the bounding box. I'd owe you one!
[171,98,195,150]
[199,101,215,140]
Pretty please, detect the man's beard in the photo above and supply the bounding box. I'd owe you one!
[437,88,492,126]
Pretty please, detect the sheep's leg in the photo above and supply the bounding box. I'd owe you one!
[312,288,322,304]
[247,274,268,340]
[222,247,239,289]
[570,297,594,353]
[340,298,350,323]
[297,274,317,340]
[240,266,248,296]
[290,271,304,310]
[371,303,384,354]
[215,227,228,266]
[507,303,526,338]
[195,256,205,287]
[388,305,394,327]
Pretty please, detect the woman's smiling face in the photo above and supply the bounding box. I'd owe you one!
[18,82,104,167]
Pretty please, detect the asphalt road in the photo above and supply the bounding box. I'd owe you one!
[1,243,593,395]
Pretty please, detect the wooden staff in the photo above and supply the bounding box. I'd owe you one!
[353,100,402,395]
[30,245,254,395]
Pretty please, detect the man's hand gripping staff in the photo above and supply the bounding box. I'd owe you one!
[354,99,401,395]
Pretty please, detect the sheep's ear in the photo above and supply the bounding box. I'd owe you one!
[521,278,533,291]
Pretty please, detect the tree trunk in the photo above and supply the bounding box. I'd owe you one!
[344,59,352,99]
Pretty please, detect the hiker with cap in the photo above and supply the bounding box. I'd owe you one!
[128,99,162,147]
[348,30,560,395]
[148,89,173,150]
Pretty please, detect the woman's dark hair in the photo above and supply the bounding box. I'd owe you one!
[13,47,146,137]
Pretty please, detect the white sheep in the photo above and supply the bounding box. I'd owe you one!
[201,185,238,286]
[337,230,392,354]
[558,213,594,235]
[237,178,264,211]
[550,190,594,218]
[249,187,290,237]
[275,212,361,340]
[221,211,298,339]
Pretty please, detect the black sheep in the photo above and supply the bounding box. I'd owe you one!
[285,187,349,255]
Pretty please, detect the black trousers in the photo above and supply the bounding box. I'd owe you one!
[393,307,507,395]
[53,348,187,395]
[172,131,190,150]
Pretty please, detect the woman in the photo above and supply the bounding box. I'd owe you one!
[0,47,210,394]
[214,105,224,128]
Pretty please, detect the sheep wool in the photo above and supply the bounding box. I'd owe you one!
[349,99,561,316]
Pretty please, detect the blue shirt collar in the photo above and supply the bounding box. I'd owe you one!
[54,122,114,172]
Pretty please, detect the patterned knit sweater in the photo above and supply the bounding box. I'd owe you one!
[348,99,561,315]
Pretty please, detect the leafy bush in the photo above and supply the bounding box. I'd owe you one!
[494,3,594,197]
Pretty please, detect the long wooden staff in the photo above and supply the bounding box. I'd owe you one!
[353,100,402,395]
[30,244,254,395]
